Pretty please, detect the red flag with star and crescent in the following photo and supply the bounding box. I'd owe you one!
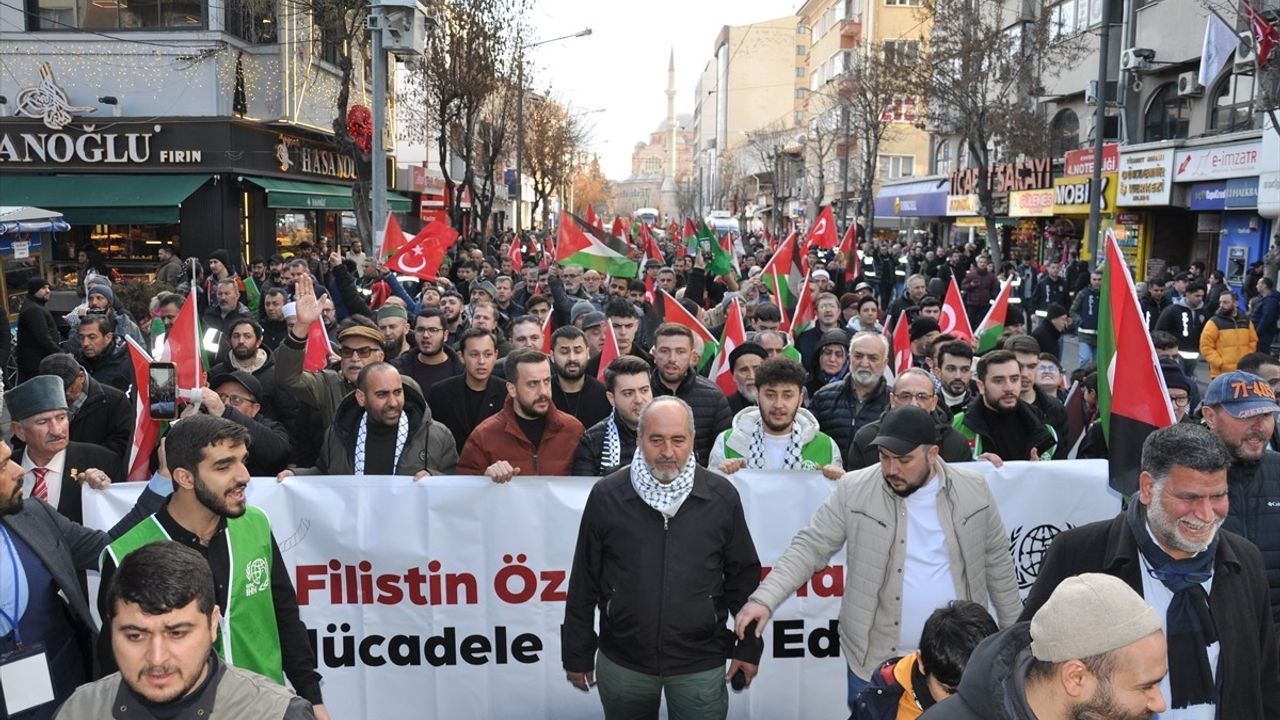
[940,275,974,341]
[387,220,459,280]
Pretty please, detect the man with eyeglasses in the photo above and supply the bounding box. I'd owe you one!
[395,307,463,397]
[201,371,291,476]
[847,368,973,470]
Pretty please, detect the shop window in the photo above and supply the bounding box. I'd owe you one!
[1049,108,1080,157]
[1143,83,1190,142]
[1209,72,1257,134]
[934,140,954,175]
[28,0,205,29]
[225,0,275,43]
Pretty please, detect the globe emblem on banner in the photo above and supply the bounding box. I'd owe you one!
[1009,524,1070,589]
[246,557,270,595]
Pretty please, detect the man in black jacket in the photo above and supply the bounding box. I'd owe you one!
[427,328,507,452]
[573,356,652,476]
[810,332,892,468]
[952,350,1056,463]
[649,323,732,466]
[38,353,133,466]
[16,277,62,383]
[205,371,292,476]
[1020,423,1280,718]
[74,314,132,393]
[1155,280,1207,376]
[847,369,971,470]
[208,317,297,429]
[563,396,762,718]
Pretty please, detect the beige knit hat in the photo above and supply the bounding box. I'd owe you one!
[1030,573,1163,662]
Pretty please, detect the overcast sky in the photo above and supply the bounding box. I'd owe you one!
[527,0,799,181]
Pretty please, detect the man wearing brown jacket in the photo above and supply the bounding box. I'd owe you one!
[457,348,585,481]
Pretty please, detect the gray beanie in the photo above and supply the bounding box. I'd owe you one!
[1030,573,1163,662]
[570,299,596,325]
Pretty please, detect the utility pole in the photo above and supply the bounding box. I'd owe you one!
[1087,0,1111,270]
[371,8,387,252]
[839,99,851,237]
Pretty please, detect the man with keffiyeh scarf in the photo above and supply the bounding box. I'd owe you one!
[562,397,764,719]
[1021,422,1280,718]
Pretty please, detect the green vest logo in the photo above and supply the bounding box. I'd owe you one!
[245,557,270,596]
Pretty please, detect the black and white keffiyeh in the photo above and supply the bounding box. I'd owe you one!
[747,422,806,470]
[603,413,622,470]
[630,450,697,517]
[353,411,409,475]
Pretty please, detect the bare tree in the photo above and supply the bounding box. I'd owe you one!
[840,44,911,243]
[905,0,1087,263]
[524,93,584,229]
[471,76,520,236]
[801,87,844,216]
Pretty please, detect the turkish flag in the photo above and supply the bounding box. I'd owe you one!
[803,205,838,252]
[892,310,913,376]
[387,221,458,280]
[940,275,974,341]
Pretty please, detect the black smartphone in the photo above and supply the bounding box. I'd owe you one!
[148,362,178,420]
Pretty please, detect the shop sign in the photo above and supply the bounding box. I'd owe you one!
[1117,148,1174,206]
[873,179,950,217]
[0,123,200,166]
[1173,140,1261,182]
[948,157,1053,196]
[1063,143,1119,176]
[12,241,29,259]
[1053,173,1117,214]
[1009,188,1056,217]
[275,137,358,181]
[1190,181,1227,211]
[1260,115,1279,219]
[946,194,980,216]
[1114,212,1142,247]
[1224,177,1258,209]
[411,165,447,194]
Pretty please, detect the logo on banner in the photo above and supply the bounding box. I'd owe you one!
[246,557,271,595]
[1010,524,1072,589]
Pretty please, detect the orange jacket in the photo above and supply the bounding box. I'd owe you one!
[1200,310,1258,378]
[457,397,585,476]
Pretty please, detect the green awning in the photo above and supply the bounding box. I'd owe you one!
[0,174,213,224]
[242,176,411,212]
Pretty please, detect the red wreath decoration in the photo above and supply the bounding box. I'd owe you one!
[347,105,373,154]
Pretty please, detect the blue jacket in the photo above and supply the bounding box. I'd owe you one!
[808,375,891,469]
[1222,451,1280,623]
[1251,291,1280,337]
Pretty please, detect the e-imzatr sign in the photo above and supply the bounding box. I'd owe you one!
[1173,141,1261,182]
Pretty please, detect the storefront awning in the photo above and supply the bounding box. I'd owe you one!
[0,174,213,224]
[242,176,411,213]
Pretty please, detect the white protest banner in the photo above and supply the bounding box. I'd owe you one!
[84,460,1118,718]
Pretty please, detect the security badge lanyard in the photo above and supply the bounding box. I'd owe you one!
[0,525,56,715]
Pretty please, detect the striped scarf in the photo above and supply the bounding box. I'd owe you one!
[630,451,696,517]
[353,411,409,475]
[746,422,806,470]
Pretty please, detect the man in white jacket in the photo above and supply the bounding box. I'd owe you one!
[734,405,1022,712]
[708,356,844,479]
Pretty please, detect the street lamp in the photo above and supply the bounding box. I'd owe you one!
[515,27,592,236]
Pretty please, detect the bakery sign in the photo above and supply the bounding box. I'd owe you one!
[0,122,201,165]
[1117,147,1174,206]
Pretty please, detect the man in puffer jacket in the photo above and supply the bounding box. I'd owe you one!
[649,323,732,466]
[709,356,843,477]
[279,362,456,478]
[809,331,891,469]
[1200,289,1257,378]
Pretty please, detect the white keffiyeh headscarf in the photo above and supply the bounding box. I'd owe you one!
[353,411,409,475]
[630,449,697,518]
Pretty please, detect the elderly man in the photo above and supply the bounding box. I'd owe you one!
[847,368,972,470]
[809,331,892,469]
[7,375,119,524]
[649,323,732,466]
[920,574,1168,720]
[563,396,763,719]
[57,542,316,719]
[573,356,653,477]
[1021,423,1280,717]
[726,342,766,414]
[736,405,1022,711]
[709,356,843,477]
[280,362,456,478]
[203,277,253,364]
[37,352,132,464]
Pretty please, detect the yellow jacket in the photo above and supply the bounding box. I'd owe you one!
[1200,310,1258,378]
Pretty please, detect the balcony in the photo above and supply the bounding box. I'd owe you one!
[840,18,862,43]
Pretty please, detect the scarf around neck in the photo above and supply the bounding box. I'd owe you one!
[1125,499,1218,709]
[354,410,409,475]
[630,451,697,518]
[747,420,805,470]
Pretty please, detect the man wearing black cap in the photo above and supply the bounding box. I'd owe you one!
[1030,303,1068,361]
[6,376,120,524]
[37,353,133,464]
[16,277,61,383]
[203,371,292,476]
[736,405,1022,711]
[908,317,940,369]
[726,342,766,414]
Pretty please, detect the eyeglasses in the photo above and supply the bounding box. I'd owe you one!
[218,393,257,407]
[1168,394,1191,407]
[893,391,935,403]
[415,326,444,335]
[337,346,379,359]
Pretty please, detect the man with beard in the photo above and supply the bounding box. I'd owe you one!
[736,406,1021,711]
[1199,289,1257,379]
[810,332,892,468]
[573,356,653,476]
[726,343,766,414]
[376,304,412,360]
[1020,423,1280,718]
[98,415,330,719]
[396,308,463,397]
[709,356,843,477]
[586,298,654,379]
[200,372,291,477]
[203,278,253,365]
[952,350,1056,464]
[797,292,850,368]
[439,291,467,349]
[428,328,507,453]
[847,368,973,470]
[457,349,584,481]
[549,326,612,430]
[209,318,294,426]
[60,542,317,719]
[1141,273,1173,334]
[563,397,763,717]
[1005,334,1068,443]
[259,288,290,350]
[549,264,594,328]
[649,324,733,466]
[16,276,62,383]
[1200,371,1280,622]
[75,313,132,393]
[279,363,456,478]
[920,574,1168,720]
[8,375,120,524]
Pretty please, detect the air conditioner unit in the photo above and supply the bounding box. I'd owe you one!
[1120,48,1154,72]
[1085,80,1099,106]
[1235,31,1257,72]
[1177,71,1203,97]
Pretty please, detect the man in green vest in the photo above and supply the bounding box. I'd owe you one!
[709,356,845,478]
[97,414,330,720]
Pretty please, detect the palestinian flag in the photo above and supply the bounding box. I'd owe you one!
[1097,229,1176,495]
[783,273,815,336]
[705,223,735,277]
[657,289,718,369]
[710,299,747,396]
[973,278,1014,354]
[125,338,163,482]
[681,218,699,249]
[761,231,804,310]
[557,211,638,278]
